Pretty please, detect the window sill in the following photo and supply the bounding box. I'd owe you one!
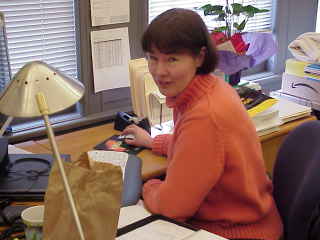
[7,106,132,143]
[242,71,282,93]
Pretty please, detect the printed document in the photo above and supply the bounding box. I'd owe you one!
[91,27,131,92]
[90,0,130,26]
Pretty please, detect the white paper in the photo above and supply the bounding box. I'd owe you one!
[90,0,130,26]
[183,230,228,240]
[118,205,151,229]
[91,28,131,92]
[116,220,195,240]
[87,150,128,179]
[8,145,31,154]
[117,204,228,240]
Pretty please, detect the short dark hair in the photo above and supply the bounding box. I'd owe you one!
[142,8,218,74]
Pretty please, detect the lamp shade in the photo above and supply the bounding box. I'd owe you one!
[0,61,84,117]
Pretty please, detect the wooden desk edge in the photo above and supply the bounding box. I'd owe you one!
[14,115,316,181]
[260,115,316,142]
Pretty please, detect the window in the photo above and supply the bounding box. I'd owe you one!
[0,13,11,91]
[0,0,78,80]
[0,0,80,135]
[148,0,273,32]
[148,0,318,92]
[317,0,320,32]
[148,0,274,87]
[0,0,145,141]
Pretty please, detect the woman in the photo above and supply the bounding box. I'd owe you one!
[122,8,283,240]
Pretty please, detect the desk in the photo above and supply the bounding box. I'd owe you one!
[1,116,316,235]
[15,115,316,178]
[15,124,167,181]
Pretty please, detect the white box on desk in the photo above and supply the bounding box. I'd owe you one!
[281,73,320,106]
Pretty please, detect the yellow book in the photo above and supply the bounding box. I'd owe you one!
[285,58,320,80]
[237,86,278,117]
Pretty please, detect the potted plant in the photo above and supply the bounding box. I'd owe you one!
[196,1,277,86]
[198,0,269,38]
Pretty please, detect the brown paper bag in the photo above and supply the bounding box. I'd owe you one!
[43,153,123,240]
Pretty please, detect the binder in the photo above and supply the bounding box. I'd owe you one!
[116,205,228,240]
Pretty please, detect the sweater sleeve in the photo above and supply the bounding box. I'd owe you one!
[151,134,173,156]
[143,112,225,219]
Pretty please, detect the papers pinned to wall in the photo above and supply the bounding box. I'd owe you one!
[90,0,130,26]
[91,27,131,93]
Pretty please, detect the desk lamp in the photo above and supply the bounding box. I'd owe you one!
[0,61,86,240]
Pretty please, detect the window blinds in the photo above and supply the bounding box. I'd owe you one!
[0,0,78,80]
[0,13,11,91]
[149,0,273,32]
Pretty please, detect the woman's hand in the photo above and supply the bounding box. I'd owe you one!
[122,124,153,149]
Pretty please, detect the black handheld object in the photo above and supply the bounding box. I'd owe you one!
[114,112,151,134]
[0,137,9,177]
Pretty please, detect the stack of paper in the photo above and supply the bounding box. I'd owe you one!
[128,58,151,118]
[275,97,312,123]
[270,91,312,122]
[148,91,173,126]
[251,105,281,136]
[128,58,173,125]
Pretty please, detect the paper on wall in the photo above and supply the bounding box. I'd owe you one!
[90,0,130,26]
[91,27,131,93]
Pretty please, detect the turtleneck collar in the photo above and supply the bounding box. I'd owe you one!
[166,74,216,113]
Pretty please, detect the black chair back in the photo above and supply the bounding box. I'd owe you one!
[273,120,320,240]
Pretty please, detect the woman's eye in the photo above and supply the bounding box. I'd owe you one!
[168,57,178,63]
[147,55,156,61]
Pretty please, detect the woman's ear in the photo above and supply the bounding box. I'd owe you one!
[196,47,206,67]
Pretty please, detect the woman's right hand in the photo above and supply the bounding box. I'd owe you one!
[122,124,153,149]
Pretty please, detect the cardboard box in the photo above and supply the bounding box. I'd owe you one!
[281,72,320,105]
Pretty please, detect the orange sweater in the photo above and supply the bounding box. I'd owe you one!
[143,74,283,240]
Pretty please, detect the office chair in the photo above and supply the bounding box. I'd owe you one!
[273,120,320,240]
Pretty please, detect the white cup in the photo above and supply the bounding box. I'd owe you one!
[21,205,44,240]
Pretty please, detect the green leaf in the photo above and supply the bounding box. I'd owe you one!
[225,6,232,14]
[237,19,247,32]
[216,13,226,21]
[233,22,240,30]
[213,26,228,32]
[231,3,244,16]
[199,4,224,15]
[243,5,269,17]
[256,8,270,13]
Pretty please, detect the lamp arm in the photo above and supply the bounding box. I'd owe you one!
[36,93,85,240]
[0,116,13,137]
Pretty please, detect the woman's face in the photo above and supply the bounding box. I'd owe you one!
[146,46,204,97]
